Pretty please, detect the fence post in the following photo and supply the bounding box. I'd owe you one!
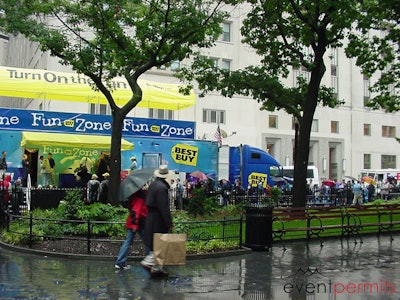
[5,210,10,231]
[222,217,226,241]
[29,212,33,248]
[239,214,243,248]
[87,220,91,254]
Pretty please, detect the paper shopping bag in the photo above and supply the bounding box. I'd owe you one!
[153,233,187,266]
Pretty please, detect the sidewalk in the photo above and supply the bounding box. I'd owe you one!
[1,234,399,299]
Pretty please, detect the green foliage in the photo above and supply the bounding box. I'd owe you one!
[186,239,238,254]
[1,197,243,251]
[57,190,86,220]
[269,186,282,205]
[75,202,126,221]
[0,220,42,245]
[172,210,191,234]
[189,230,214,241]
[215,204,245,218]
[186,188,219,217]
[366,199,400,206]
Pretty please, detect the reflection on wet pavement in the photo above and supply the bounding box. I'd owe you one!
[1,235,399,299]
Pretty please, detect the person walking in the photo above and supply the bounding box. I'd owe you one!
[98,172,110,203]
[40,155,52,187]
[47,153,56,186]
[86,174,100,203]
[95,152,109,182]
[0,151,7,179]
[115,188,149,270]
[0,175,12,215]
[140,165,174,275]
[175,178,184,210]
[352,180,363,205]
[129,156,137,173]
[21,154,30,187]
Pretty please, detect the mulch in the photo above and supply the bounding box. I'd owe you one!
[29,237,147,257]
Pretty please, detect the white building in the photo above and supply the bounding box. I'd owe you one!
[1,5,399,183]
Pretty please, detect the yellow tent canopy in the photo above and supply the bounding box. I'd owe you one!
[20,131,134,150]
[0,66,195,110]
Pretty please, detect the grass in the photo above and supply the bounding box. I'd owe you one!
[272,202,400,241]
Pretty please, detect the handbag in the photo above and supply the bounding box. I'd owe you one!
[153,233,187,266]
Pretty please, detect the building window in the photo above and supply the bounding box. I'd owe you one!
[330,48,338,66]
[149,108,173,120]
[381,155,396,169]
[269,115,278,129]
[331,74,338,99]
[363,154,371,169]
[364,123,371,136]
[211,57,219,68]
[293,66,311,87]
[311,119,319,132]
[331,121,339,134]
[221,22,231,42]
[221,59,231,72]
[382,125,396,137]
[203,109,225,124]
[90,103,109,115]
[363,74,370,106]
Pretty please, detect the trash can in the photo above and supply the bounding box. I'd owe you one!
[245,204,273,251]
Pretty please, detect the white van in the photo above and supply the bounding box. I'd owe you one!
[282,165,320,188]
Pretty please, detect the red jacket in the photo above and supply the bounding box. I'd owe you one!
[0,175,11,203]
[126,190,148,230]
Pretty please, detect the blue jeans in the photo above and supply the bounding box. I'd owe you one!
[115,228,147,266]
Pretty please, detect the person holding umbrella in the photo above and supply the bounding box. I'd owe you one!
[115,187,149,270]
[115,168,155,270]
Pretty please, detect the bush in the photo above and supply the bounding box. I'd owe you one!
[186,188,219,217]
[58,190,86,220]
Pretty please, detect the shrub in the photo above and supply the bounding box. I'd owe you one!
[58,190,86,220]
[186,188,219,217]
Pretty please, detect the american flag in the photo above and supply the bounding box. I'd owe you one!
[214,125,222,147]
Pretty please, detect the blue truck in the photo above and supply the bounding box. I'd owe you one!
[218,144,283,188]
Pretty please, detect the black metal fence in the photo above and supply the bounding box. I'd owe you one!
[2,212,244,255]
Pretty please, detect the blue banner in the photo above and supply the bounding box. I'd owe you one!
[0,107,195,139]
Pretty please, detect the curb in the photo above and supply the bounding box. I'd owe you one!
[0,240,253,261]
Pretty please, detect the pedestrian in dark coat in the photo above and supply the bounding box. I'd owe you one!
[141,165,174,275]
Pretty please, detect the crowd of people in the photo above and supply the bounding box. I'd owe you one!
[305,176,400,205]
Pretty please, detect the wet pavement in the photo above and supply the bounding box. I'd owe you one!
[1,234,400,299]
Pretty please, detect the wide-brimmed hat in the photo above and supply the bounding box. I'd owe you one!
[130,156,136,161]
[102,172,110,178]
[91,174,98,180]
[154,165,172,178]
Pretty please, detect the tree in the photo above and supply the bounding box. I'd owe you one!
[0,0,227,205]
[180,0,362,207]
[346,0,400,112]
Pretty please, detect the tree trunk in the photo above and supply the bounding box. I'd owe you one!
[292,111,313,207]
[292,51,326,207]
[108,110,124,206]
